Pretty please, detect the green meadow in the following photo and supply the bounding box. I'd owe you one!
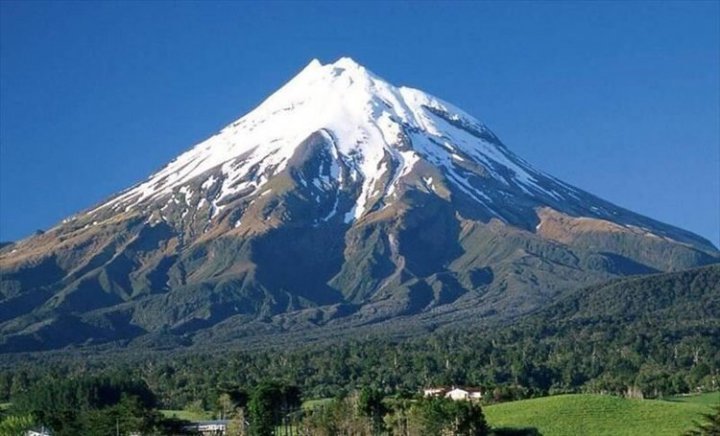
[666,392,720,406]
[484,394,717,436]
[159,409,213,422]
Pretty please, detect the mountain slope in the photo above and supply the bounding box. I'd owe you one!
[184,256,720,350]
[0,58,717,352]
[533,263,720,325]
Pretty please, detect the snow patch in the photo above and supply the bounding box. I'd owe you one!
[201,176,217,190]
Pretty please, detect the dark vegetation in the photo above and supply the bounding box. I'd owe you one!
[0,265,717,434]
[2,378,496,435]
[2,375,187,435]
[5,266,716,402]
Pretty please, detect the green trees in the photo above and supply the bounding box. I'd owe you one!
[358,387,387,434]
[0,370,491,435]
[1,264,718,425]
[247,382,301,436]
[408,397,488,436]
[9,375,165,436]
[218,393,235,420]
[3,263,719,411]
[248,383,277,436]
[77,395,163,436]
[2,312,718,415]
[0,414,34,435]
[298,393,490,436]
[299,394,370,435]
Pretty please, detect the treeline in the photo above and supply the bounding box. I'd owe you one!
[2,376,508,436]
[222,383,493,436]
[1,375,187,436]
[296,391,491,436]
[1,319,716,413]
[0,265,717,420]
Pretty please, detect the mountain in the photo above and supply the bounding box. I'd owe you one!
[0,58,717,352]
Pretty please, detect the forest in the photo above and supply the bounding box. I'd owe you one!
[0,266,718,434]
[0,375,501,435]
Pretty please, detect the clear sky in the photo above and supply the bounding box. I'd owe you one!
[1,1,718,247]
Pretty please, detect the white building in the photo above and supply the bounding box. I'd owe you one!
[445,388,470,400]
[445,387,483,401]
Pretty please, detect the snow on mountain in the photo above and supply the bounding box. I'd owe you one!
[97,57,565,225]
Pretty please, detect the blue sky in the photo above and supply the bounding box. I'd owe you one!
[1,1,718,246]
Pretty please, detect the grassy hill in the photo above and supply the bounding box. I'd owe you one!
[667,392,720,406]
[484,394,717,436]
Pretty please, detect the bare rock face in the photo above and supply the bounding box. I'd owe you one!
[1,58,717,352]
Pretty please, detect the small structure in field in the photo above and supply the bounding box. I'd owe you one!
[423,386,484,401]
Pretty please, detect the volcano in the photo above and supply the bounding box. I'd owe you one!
[1,57,716,352]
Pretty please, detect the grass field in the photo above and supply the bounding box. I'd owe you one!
[666,392,720,406]
[159,409,213,421]
[302,397,334,410]
[484,394,717,436]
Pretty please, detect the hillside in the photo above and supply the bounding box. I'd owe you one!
[499,263,720,342]
[484,394,717,436]
[187,262,720,354]
[533,263,720,325]
[0,264,717,411]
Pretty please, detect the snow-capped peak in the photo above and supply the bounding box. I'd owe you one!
[100,57,560,222]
